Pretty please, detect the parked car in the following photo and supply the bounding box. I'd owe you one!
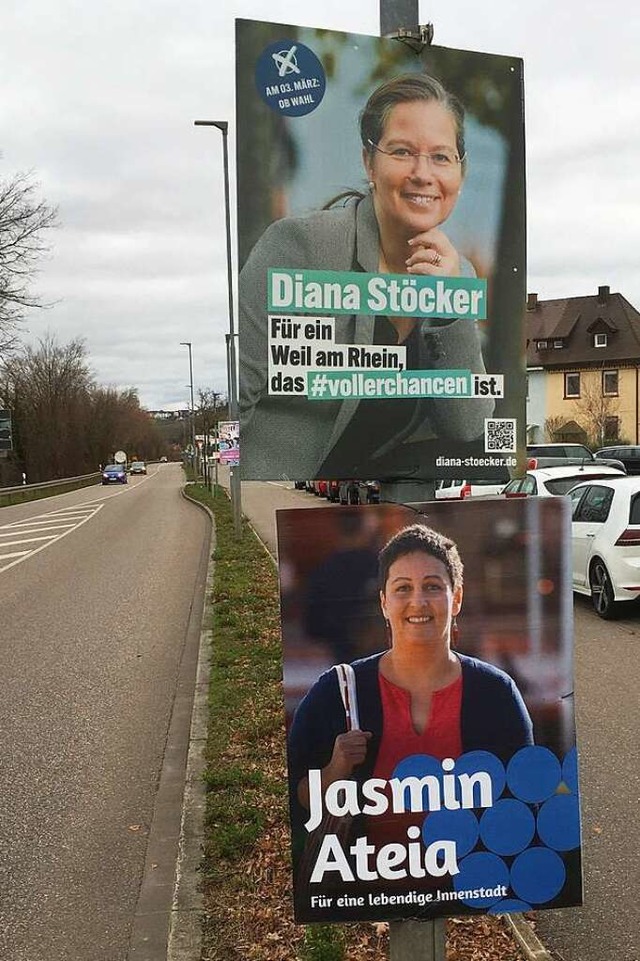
[293,481,306,490]
[326,480,341,502]
[129,460,147,475]
[594,445,640,475]
[101,464,127,485]
[527,442,594,460]
[313,480,328,497]
[336,479,380,505]
[338,480,360,505]
[568,475,640,618]
[361,480,381,504]
[160,456,168,462]
[502,464,625,498]
[435,477,508,499]
[527,443,625,471]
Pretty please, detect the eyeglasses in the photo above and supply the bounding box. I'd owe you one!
[367,139,465,169]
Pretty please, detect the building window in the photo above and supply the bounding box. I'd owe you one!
[537,340,548,350]
[602,370,619,396]
[564,372,580,398]
[604,416,619,442]
[594,333,608,348]
[553,340,563,348]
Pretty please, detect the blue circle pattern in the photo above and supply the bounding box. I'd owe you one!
[488,899,532,914]
[537,795,581,851]
[562,747,579,794]
[507,746,561,802]
[453,751,507,804]
[453,852,509,908]
[388,749,578,913]
[422,809,479,858]
[480,799,536,855]
[510,848,566,904]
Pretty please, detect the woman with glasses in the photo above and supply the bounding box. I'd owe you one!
[240,73,495,481]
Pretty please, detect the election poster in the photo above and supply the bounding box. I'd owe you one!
[237,19,526,482]
[277,497,582,922]
[218,419,240,466]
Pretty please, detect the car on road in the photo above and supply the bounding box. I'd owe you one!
[502,464,625,498]
[101,464,127,485]
[568,475,640,618]
[594,445,640,475]
[160,455,168,462]
[129,460,147,475]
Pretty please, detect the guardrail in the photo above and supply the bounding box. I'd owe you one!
[0,472,101,497]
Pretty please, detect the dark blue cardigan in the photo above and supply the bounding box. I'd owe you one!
[288,651,534,834]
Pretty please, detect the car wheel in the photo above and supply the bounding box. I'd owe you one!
[589,560,617,619]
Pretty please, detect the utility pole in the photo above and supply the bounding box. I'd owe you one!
[180,341,196,473]
[194,120,242,535]
[377,11,446,961]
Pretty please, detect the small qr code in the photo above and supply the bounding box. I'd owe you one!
[484,418,517,453]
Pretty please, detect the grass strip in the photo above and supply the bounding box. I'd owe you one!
[0,474,99,508]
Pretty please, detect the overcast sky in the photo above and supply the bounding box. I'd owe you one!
[1,0,638,409]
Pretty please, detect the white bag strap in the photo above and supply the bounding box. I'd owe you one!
[334,663,360,732]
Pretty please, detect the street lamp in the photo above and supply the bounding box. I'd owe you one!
[194,118,242,534]
[180,341,196,469]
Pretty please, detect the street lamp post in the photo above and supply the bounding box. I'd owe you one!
[194,118,242,535]
[180,341,196,472]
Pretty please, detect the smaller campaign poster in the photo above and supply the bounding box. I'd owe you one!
[218,420,240,466]
[277,497,582,923]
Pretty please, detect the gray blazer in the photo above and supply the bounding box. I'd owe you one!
[239,194,494,480]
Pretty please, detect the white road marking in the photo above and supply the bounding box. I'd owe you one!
[0,503,105,573]
[0,467,160,573]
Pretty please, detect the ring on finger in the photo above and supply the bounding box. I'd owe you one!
[430,251,442,267]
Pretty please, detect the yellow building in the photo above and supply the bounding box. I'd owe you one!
[526,286,640,446]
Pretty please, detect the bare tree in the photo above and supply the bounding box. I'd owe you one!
[2,336,168,480]
[1,334,93,480]
[574,376,620,449]
[0,169,57,354]
[543,415,567,442]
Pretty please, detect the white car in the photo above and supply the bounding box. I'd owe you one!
[569,475,640,618]
[502,464,625,498]
[435,477,508,499]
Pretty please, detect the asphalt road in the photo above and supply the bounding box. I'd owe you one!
[228,473,640,961]
[0,463,210,961]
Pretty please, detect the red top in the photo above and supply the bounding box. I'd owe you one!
[368,671,463,846]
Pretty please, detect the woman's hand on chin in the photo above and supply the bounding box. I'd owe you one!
[405,227,460,276]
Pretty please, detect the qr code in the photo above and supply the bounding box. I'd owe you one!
[484,418,517,453]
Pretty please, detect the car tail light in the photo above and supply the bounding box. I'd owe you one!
[459,482,472,499]
[527,457,538,469]
[614,528,640,546]
[504,491,528,498]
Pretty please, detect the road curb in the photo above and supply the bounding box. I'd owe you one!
[504,913,554,961]
[166,491,215,961]
[125,487,213,960]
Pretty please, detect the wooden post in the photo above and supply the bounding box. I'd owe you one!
[389,920,446,960]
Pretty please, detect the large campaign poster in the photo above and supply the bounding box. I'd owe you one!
[237,20,526,482]
[277,498,582,923]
